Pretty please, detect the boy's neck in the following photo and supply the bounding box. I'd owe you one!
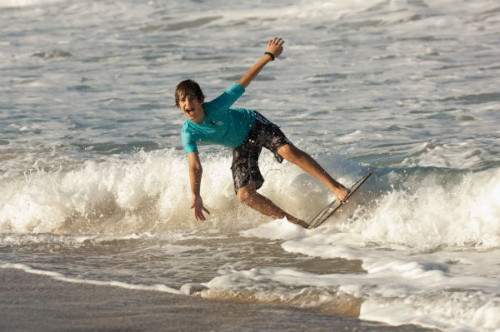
[189,107,205,124]
[192,112,204,123]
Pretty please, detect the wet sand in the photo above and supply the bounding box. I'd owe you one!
[0,268,436,332]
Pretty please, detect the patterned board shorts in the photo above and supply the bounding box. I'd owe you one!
[231,112,291,193]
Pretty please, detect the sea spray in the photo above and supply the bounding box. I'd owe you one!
[0,149,352,234]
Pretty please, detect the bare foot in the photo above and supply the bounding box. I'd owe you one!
[286,217,309,228]
[334,186,350,203]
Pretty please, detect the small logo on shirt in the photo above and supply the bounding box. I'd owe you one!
[210,120,224,126]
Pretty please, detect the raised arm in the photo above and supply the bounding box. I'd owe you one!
[187,152,210,221]
[238,37,284,88]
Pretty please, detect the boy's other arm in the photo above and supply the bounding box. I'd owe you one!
[187,152,210,221]
[237,37,284,88]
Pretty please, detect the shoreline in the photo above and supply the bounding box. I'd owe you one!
[0,267,436,332]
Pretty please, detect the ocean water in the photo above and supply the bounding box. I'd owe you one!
[1,0,499,330]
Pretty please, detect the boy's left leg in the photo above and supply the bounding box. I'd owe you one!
[277,144,349,201]
[237,183,309,228]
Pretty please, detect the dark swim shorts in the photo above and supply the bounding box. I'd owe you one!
[231,112,290,192]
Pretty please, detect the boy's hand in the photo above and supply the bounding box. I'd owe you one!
[265,37,284,59]
[238,37,285,87]
[191,195,210,221]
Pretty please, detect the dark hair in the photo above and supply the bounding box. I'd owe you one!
[175,79,205,107]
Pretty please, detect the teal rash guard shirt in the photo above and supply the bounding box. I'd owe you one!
[181,83,256,153]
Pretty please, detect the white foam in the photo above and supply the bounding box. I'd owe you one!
[204,166,500,331]
[361,292,500,331]
[281,233,500,331]
[336,130,364,143]
[148,0,389,31]
[402,141,489,169]
[1,262,182,295]
[203,244,500,331]
[347,168,500,250]
[240,218,308,241]
[0,149,344,235]
[0,0,64,8]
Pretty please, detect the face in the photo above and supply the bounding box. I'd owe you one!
[178,92,204,123]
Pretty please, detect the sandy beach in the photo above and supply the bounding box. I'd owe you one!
[0,268,436,332]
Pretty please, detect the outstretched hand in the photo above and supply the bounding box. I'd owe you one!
[265,37,284,59]
[238,37,285,88]
[191,195,210,221]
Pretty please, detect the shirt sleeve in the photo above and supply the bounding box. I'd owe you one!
[204,83,245,112]
[181,129,198,153]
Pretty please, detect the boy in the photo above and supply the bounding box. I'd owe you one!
[176,37,349,228]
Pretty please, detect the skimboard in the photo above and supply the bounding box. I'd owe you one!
[306,172,372,229]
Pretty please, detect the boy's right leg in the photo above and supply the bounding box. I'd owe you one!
[237,183,309,228]
[277,144,349,202]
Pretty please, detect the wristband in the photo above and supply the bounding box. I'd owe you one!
[264,52,275,61]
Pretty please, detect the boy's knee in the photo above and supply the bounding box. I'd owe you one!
[237,186,256,203]
[278,144,303,162]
